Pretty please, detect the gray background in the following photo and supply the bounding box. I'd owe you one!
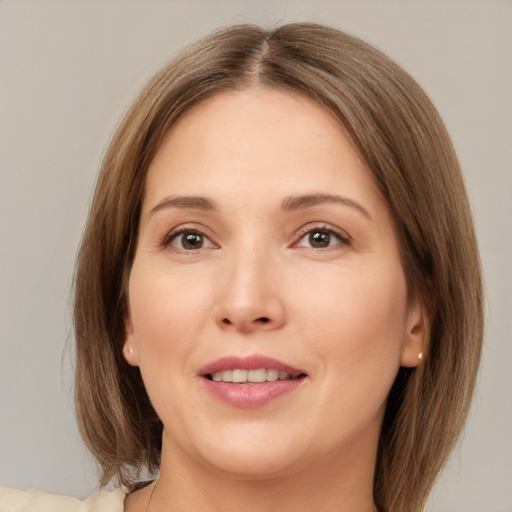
[1,1,511,511]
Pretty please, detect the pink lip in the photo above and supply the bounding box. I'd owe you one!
[199,355,307,409]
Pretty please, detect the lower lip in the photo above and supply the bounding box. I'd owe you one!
[202,378,304,408]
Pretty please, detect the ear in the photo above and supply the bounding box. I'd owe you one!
[400,295,430,368]
[122,314,140,367]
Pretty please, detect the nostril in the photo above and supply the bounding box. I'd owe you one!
[219,316,271,327]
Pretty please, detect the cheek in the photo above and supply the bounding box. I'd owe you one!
[294,259,408,377]
[128,262,213,365]
[127,262,218,428]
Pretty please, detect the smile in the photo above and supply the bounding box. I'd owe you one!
[200,355,307,408]
[209,368,301,383]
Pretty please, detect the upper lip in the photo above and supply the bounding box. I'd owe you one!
[199,354,305,377]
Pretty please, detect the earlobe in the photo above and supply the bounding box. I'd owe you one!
[400,298,430,368]
[123,317,140,367]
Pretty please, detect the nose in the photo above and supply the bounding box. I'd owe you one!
[214,247,286,334]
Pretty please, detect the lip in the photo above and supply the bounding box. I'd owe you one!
[199,355,307,409]
[199,354,304,376]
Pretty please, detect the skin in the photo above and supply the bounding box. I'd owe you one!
[123,87,426,512]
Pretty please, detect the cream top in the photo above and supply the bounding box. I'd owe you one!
[0,487,126,512]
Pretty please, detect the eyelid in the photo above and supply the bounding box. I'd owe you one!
[161,224,218,250]
[293,223,351,248]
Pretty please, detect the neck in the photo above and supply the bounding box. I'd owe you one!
[148,431,378,512]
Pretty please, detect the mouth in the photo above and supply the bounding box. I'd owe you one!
[199,354,307,382]
[206,368,306,383]
[199,355,307,408]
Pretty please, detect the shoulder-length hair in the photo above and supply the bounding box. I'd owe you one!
[74,23,483,512]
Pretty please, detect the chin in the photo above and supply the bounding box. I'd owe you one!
[191,426,310,479]
[205,450,303,481]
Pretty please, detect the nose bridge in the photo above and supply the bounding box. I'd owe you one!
[215,237,285,332]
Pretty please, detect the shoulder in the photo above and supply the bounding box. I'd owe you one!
[0,487,127,512]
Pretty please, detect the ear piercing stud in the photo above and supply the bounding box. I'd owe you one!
[418,352,423,360]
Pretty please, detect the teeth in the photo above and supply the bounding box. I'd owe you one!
[210,368,297,383]
[248,369,266,383]
[266,369,279,381]
[232,369,247,383]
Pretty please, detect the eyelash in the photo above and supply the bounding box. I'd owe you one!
[161,224,351,252]
[161,227,216,251]
[294,224,351,249]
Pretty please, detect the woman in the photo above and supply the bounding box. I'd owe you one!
[0,23,483,512]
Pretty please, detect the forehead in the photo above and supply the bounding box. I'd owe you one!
[143,87,383,216]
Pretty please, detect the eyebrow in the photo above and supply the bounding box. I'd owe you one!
[149,196,216,215]
[149,193,371,220]
[281,194,372,220]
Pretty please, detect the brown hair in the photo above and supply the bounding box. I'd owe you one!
[74,23,483,512]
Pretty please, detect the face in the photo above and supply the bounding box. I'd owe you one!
[124,88,425,479]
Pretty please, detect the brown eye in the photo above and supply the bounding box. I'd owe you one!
[296,227,348,249]
[308,231,332,248]
[181,232,204,249]
[168,231,213,250]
